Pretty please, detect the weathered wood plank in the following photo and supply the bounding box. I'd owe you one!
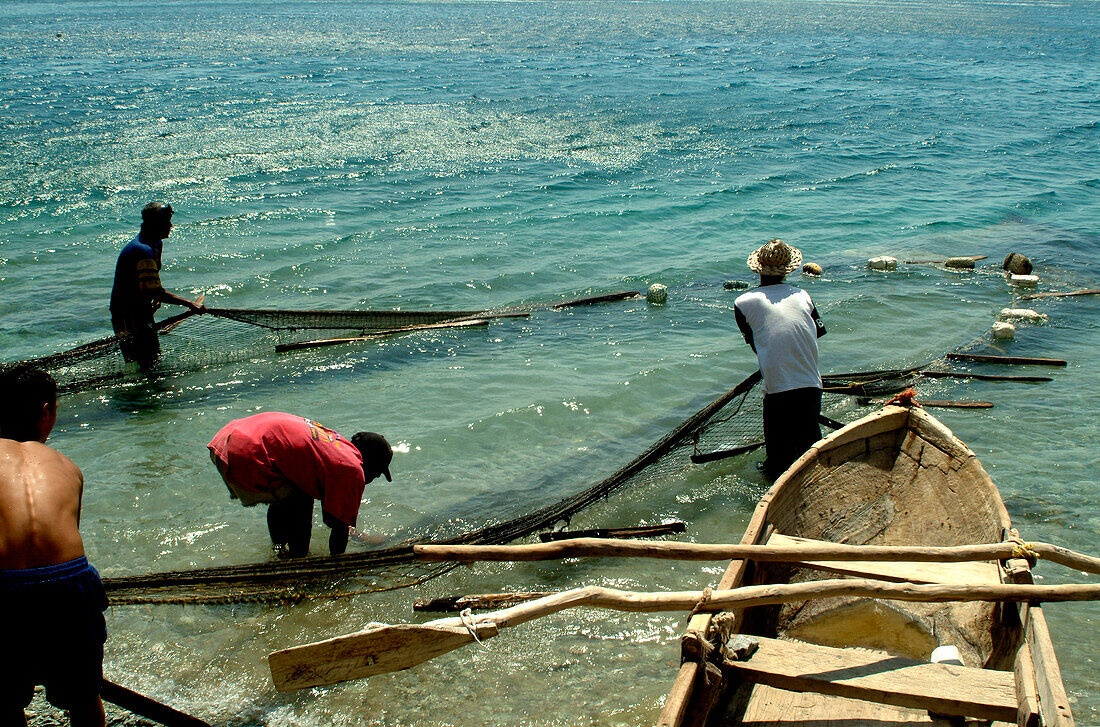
[1014,645,1041,727]
[767,534,1001,585]
[269,622,498,691]
[723,635,1018,723]
[1026,608,1075,727]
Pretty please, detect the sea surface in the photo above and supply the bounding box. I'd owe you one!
[1,0,1098,724]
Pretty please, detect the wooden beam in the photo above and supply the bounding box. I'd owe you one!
[414,537,1100,577]
[920,371,1053,383]
[551,290,641,308]
[766,534,1001,585]
[946,353,1067,367]
[1021,288,1100,300]
[1026,608,1075,726]
[1014,645,1041,727]
[722,635,1017,723]
[538,522,686,542]
[100,680,211,727]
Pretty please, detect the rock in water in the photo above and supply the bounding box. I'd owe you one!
[1002,252,1033,275]
[647,283,668,303]
[802,262,823,276]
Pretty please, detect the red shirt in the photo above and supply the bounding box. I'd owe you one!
[207,412,366,526]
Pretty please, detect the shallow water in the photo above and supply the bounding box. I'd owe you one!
[3,0,1098,724]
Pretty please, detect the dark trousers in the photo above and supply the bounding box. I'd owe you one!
[111,314,160,369]
[267,491,315,557]
[762,387,823,480]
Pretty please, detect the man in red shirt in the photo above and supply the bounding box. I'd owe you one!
[207,413,393,557]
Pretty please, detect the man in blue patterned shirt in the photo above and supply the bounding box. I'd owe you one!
[109,202,204,368]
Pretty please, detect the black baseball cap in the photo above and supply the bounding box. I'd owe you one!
[351,431,393,482]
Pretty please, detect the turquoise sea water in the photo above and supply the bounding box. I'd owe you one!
[2,0,1098,724]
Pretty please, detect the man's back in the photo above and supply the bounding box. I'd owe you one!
[0,438,86,570]
[109,236,162,316]
[734,283,822,394]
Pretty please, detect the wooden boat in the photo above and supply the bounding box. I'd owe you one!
[657,404,1075,727]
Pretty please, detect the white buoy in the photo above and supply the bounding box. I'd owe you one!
[1008,274,1039,287]
[999,308,1048,323]
[646,283,668,304]
[868,256,898,271]
[992,321,1016,340]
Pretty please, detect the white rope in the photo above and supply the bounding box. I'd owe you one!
[459,608,489,649]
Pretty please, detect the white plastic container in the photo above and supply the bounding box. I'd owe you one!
[931,645,964,666]
[868,256,898,271]
[1009,274,1039,287]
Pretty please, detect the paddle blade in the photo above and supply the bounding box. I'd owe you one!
[269,622,499,691]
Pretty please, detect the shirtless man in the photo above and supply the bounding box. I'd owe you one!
[0,365,107,727]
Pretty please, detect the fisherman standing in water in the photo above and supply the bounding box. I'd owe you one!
[734,239,827,479]
[208,413,394,558]
[0,366,108,727]
[109,202,204,368]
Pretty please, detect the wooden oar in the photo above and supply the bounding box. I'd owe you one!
[919,371,1052,383]
[413,537,1100,575]
[101,680,211,727]
[945,353,1067,367]
[903,255,987,264]
[1021,288,1100,300]
[274,317,500,353]
[268,579,1100,691]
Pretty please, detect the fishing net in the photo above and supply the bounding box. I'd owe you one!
[2,293,638,393]
[102,365,923,606]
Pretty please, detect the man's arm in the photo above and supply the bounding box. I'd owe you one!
[154,288,205,312]
[322,510,349,555]
[136,258,204,312]
[811,306,826,338]
[734,305,756,352]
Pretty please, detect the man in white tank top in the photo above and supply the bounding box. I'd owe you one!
[734,239,826,479]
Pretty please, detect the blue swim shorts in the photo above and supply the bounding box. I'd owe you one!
[0,556,109,712]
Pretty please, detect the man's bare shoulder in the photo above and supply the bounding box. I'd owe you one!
[0,438,83,481]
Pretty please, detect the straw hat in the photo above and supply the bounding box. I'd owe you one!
[747,239,802,275]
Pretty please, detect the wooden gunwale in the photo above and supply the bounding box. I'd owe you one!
[658,405,1074,727]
